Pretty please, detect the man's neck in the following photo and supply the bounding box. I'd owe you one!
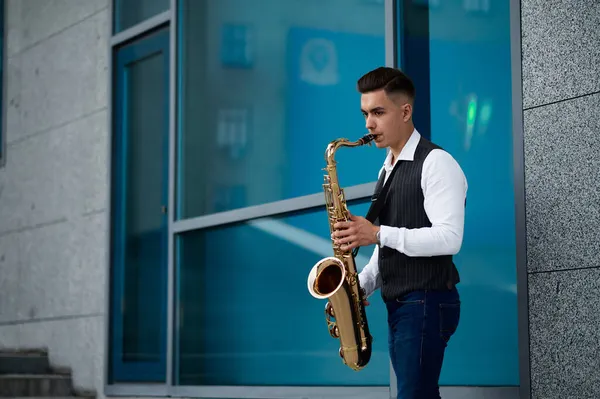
[389,127,414,164]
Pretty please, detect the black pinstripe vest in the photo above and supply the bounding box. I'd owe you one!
[373,137,460,302]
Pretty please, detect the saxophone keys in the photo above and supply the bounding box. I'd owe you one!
[348,273,357,285]
[325,302,335,318]
[328,323,340,339]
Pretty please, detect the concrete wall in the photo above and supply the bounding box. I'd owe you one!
[0,0,109,395]
[521,0,600,398]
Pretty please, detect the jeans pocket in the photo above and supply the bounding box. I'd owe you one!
[439,301,461,343]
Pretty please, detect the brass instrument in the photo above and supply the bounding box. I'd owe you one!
[307,133,375,371]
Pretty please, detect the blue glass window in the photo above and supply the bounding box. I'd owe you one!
[398,0,519,386]
[113,0,169,33]
[175,201,390,386]
[176,0,387,219]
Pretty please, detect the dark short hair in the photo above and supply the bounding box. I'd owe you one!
[357,67,415,102]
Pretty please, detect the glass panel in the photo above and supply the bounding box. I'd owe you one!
[121,52,165,365]
[113,0,169,33]
[110,28,169,382]
[175,201,390,386]
[176,0,386,219]
[399,0,518,386]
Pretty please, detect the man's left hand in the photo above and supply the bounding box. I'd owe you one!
[332,213,379,251]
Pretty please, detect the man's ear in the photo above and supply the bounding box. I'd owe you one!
[403,103,413,122]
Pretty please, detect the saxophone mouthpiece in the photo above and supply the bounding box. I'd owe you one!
[362,133,376,145]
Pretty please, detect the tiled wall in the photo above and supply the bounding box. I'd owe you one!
[521,0,600,397]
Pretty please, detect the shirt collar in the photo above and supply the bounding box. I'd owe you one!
[383,129,421,170]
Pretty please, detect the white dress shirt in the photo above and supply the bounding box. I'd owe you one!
[359,129,468,298]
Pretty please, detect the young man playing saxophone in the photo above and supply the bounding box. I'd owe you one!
[332,67,468,399]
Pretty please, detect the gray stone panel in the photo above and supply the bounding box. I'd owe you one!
[5,0,107,57]
[0,110,108,233]
[0,232,24,322]
[524,93,600,273]
[5,54,22,143]
[16,212,107,320]
[15,10,108,142]
[521,0,600,108]
[529,268,600,399]
[0,211,106,323]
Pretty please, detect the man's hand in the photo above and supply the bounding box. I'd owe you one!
[332,213,379,251]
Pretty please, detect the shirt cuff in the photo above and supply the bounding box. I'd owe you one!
[358,272,372,297]
[379,225,404,252]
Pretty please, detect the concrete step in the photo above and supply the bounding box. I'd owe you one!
[0,374,73,397]
[0,352,50,375]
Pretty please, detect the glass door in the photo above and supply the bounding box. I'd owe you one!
[110,26,170,383]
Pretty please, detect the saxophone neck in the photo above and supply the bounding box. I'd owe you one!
[325,134,375,164]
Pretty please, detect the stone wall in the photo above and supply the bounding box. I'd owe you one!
[522,0,600,398]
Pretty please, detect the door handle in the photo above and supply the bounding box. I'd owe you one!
[161,205,167,214]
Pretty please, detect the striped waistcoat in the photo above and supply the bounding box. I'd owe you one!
[374,137,460,302]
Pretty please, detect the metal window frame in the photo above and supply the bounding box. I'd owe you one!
[104,0,530,398]
[510,0,531,398]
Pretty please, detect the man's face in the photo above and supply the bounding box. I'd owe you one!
[360,89,411,149]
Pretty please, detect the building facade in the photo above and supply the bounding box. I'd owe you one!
[0,0,598,398]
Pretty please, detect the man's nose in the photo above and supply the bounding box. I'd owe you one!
[365,115,375,130]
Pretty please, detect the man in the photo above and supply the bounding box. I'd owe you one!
[333,67,468,399]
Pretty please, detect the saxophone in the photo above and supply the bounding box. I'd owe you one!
[307,133,375,371]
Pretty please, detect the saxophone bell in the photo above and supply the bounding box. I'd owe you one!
[307,256,347,340]
[307,257,346,300]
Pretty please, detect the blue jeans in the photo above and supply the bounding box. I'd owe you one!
[386,288,460,399]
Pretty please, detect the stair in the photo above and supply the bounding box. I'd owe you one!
[0,350,94,398]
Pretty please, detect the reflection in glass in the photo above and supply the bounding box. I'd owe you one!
[174,201,390,386]
[403,0,519,386]
[113,0,169,33]
[176,0,386,219]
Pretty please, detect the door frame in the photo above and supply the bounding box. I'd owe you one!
[110,26,170,383]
